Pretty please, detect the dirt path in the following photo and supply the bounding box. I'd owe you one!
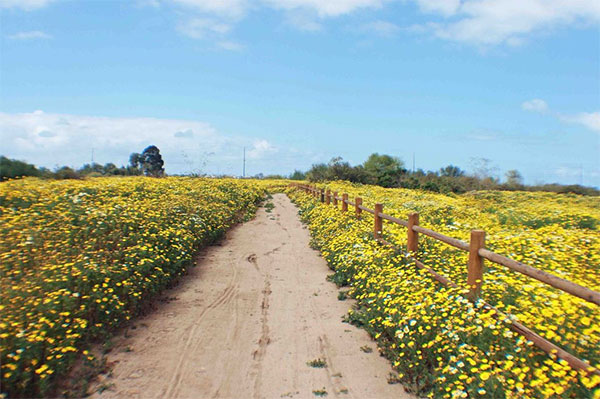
[90,194,414,399]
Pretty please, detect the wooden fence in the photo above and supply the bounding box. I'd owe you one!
[291,183,600,376]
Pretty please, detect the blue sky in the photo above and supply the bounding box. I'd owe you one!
[1,0,599,186]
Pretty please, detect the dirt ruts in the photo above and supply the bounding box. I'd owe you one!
[89,194,414,399]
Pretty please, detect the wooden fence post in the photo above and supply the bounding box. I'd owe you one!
[407,213,419,255]
[468,230,486,301]
[326,189,331,205]
[374,203,383,240]
[320,189,325,203]
[333,192,338,206]
[355,197,362,219]
[342,194,348,212]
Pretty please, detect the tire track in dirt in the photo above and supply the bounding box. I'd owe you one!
[163,258,240,399]
[89,194,414,399]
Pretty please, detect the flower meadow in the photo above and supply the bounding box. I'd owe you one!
[288,184,600,398]
[0,177,268,398]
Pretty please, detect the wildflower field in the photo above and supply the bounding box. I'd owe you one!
[0,177,268,397]
[289,183,600,398]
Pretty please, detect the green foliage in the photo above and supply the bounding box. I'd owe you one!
[289,169,306,180]
[440,165,465,177]
[306,157,370,183]
[140,145,165,177]
[301,154,598,196]
[53,166,81,180]
[0,156,41,181]
[362,153,406,188]
[306,358,327,368]
[505,170,523,187]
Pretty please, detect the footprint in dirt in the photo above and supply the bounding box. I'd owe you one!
[128,369,145,379]
[247,253,259,270]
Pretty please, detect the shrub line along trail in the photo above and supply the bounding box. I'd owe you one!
[90,194,413,399]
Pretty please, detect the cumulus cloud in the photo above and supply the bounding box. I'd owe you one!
[7,31,52,40]
[521,99,548,113]
[561,112,600,133]
[177,18,232,39]
[520,99,599,134]
[0,111,284,174]
[165,0,599,48]
[262,0,387,17]
[284,11,322,32]
[174,129,194,138]
[413,0,460,16]
[247,139,277,159]
[0,0,53,10]
[171,0,248,19]
[416,0,600,46]
[217,40,245,51]
[175,16,246,50]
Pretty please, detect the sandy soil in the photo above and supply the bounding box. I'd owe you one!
[89,194,414,399]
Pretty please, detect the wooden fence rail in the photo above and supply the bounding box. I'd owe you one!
[291,183,599,375]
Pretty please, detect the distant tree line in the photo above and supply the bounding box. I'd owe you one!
[294,153,599,196]
[1,145,165,181]
[2,148,598,196]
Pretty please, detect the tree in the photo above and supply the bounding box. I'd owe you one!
[470,157,497,180]
[505,170,523,187]
[54,166,80,179]
[129,153,142,169]
[289,170,306,180]
[0,156,40,180]
[140,145,165,177]
[440,165,465,177]
[306,163,329,181]
[363,153,406,188]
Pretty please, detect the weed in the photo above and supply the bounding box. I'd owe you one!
[306,358,327,368]
[312,388,328,396]
[387,372,402,385]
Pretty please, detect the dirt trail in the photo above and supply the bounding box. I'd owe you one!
[90,194,414,399]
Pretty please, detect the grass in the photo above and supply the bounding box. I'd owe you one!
[306,358,327,368]
[265,201,275,213]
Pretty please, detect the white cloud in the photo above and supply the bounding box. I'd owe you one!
[136,0,161,7]
[247,139,277,159]
[262,0,386,17]
[0,111,283,175]
[171,0,248,18]
[7,31,52,40]
[284,11,322,32]
[520,100,599,134]
[561,112,600,133]
[413,0,460,16]
[521,99,548,113]
[177,18,232,39]
[176,18,244,50]
[360,20,399,36]
[217,40,245,51]
[417,0,600,46]
[0,0,53,10]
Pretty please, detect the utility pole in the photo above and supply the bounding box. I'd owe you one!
[91,148,95,164]
[243,147,246,178]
